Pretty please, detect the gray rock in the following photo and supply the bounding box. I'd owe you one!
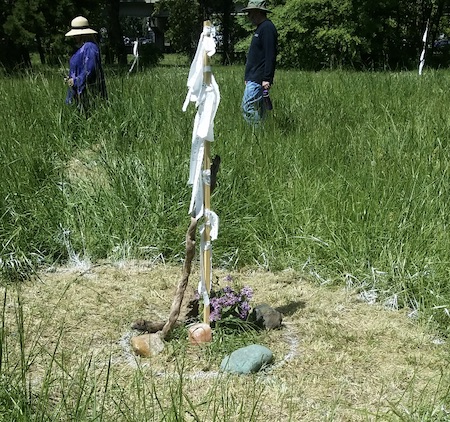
[251,303,283,330]
[220,344,273,374]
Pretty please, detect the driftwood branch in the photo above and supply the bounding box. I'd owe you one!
[210,155,221,192]
[131,319,179,333]
[160,216,198,339]
[131,156,220,340]
[160,155,220,339]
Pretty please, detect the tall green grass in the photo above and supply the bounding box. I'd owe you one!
[1,64,450,333]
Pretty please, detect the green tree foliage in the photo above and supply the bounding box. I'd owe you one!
[159,0,246,63]
[272,0,448,70]
[274,0,362,70]
[3,0,44,47]
[0,0,123,69]
[159,0,202,56]
[200,0,245,64]
[0,0,449,71]
[0,0,42,68]
[1,0,82,68]
[351,0,422,69]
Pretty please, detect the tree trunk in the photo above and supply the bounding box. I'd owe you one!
[221,0,233,65]
[36,34,45,65]
[107,0,127,65]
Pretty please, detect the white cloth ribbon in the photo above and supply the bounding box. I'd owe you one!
[183,24,221,219]
[183,26,217,111]
[129,39,139,73]
[198,224,211,306]
[419,22,429,75]
[196,210,219,306]
[185,24,221,309]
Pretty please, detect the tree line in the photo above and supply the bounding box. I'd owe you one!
[0,0,449,71]
[0,0,128,69]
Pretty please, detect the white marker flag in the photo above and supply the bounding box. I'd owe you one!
[419,22,429,75]
[129,39,139,73]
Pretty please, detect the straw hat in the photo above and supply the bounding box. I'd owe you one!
[242,0,271,12]
[65,16,98,37]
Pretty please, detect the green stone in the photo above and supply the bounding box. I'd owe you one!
[220,344,273,374]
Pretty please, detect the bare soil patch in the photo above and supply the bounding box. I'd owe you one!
[2,261,449,420]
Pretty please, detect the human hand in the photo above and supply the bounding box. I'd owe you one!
[65,77,74,87]
[262,81,271,90]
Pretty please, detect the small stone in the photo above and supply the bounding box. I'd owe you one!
[250,303,283,330]
[131,333,165,357]
[220,344,273,374]
[188,323,212,345]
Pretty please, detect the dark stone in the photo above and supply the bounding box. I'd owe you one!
[250,303,283,330]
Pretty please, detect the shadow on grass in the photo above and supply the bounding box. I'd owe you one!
[276,301,306,317]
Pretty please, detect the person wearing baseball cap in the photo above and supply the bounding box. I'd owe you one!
[64,16,107,114]
[241,0,278,124]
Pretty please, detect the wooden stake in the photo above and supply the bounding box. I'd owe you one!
[203,142,211,324]
[202,20,212,324]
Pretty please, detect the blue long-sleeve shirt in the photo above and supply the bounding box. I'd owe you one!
[244,19,278,85]
[66,41,107,104]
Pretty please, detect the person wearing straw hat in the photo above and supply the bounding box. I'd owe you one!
[64,16,107,113]
[241,0,277,124]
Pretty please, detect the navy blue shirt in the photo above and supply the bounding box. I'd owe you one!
[244,19,278,85]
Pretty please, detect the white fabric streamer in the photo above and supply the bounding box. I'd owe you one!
[419,22,429,75]
[183,26,217,111]
[198,224,211,306]
[205,209,219,241]
[185,24,221,312]
[196,210,219,304]
[183,24,221,219]
[129,39,139,73]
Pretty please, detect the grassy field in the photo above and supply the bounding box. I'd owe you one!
[1,62,450,331]
[0,60,450,419]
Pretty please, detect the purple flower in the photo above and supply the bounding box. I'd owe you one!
[239,300,251,319]
[240,286,253,300]
[223,292,238,307]
[207,284,253,322]
[210,308,221,322]
[222,285,233,294]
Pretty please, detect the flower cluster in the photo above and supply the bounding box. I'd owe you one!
[209,281,253,323]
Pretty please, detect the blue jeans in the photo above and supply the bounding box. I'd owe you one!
[242,81,264,124]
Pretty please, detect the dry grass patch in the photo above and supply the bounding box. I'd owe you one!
[1,262,449,421]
